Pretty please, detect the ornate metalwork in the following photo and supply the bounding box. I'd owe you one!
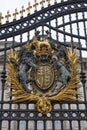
[0,0,87,41]
[47,0,50,6]
[33,0,38,12]
[40,0,45,8]
[20,6,25,18]
[5,11,11,22]
[54,0,57,4]
[13,8,19,20]
[7,36,81,114]
[26,2,32,15]
[0,0,87,129]
[0,12,3,24]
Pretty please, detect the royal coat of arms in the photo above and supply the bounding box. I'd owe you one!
[7,35,81,114]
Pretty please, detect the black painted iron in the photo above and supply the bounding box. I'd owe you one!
[0,0,87,130]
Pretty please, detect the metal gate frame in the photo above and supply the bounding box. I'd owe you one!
[0,0,87,130]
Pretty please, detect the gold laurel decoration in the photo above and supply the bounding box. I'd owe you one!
[7,49,19,63]
[6,48,81,114]
[23,42,32,49]
[50,48,81,101]
[7,49,39,102]
[37,96,52,114]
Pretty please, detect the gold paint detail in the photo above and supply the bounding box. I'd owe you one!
[54,0,57,4]
[7,40,81,114]
[37,97,52,114]
[35,65,54,90]
[13,9,18,20]
[50,48,81,101]
[26,2,32,15]
[5,11,11,22]
[33,0,38,11]
[20,6,25,17]
[23,42,32,49]
[47,0,50,6]
[32,36,54,56]
[0,0,61,24]
[0,12,4,24]
[7,49,19,63]
[40,0,45,8]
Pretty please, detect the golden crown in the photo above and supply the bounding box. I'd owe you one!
[32,36,54,56]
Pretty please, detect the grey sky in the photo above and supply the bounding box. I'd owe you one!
[0,0,29,15]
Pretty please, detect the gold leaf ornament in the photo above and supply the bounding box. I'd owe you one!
[7,48,81,114]
[50,48,81,101]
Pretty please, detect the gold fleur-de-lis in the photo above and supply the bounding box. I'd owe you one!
[20,6,25,17]
[26,2,32,15]
[47,0,50,6]
[0,12,4,24]
[33,0,38,12]
[54,0,57,4]
[13,8,19,20]
[5,11,11,22]
[40,0,45,8]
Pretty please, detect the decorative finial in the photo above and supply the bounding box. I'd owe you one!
[20,6,25,17]
[13,8,18,20]
[26,2,32,15]
[33,0,38,12]
[47,0,50,6]
[0,12,4,24]
[54,0,57,4]
[40,0,45,8]
[5,11,11,22]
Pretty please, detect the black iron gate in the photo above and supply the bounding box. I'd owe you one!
[0,0,87,130]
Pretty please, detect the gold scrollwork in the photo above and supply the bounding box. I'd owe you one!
[37,97,52,114]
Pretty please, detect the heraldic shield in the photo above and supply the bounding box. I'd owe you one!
[7,34,81,114]
[33,64,54,91]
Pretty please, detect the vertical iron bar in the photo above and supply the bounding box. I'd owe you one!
[62,14,66,44]
[42,25,44,37]
[35,120,37,130]
[17,33,23,130]
[27,31,30,42]
[68,104,72,130]
[0,40,7,130]
[69,13,74,49]
[41,10,44,37]
[17,104,20,130]
[8,35,15,130]
[48,9,51,38]
[60,104,63,130]
[52,121,54,130]
[12,37,15,49]
[55,17,58,42]
[26,103,28,130]
[43,120,46,130]
[76,12,86,130]
[20,34,23,47]
[82,11,87,49]
[76,12,86,101]
[52,105,54,130]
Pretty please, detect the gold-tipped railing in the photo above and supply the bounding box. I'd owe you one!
[13,9,19,20]
[26,2,32,15]
[0,0,61,24]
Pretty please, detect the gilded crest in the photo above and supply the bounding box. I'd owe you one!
[34,64,54,91]
[7,35,81,114]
